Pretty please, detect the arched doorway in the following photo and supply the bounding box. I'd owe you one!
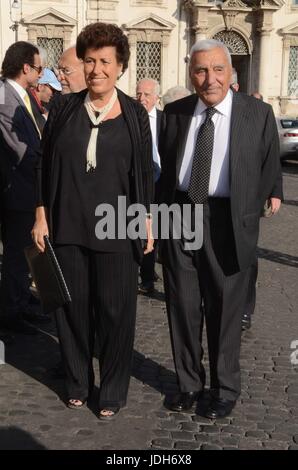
[213,30,250,93]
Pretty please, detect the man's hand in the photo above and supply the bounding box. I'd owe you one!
[269,197,281,215]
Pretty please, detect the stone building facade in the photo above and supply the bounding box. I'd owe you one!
[0,0,297,115]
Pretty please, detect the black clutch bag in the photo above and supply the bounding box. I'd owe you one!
[24,236,72,314]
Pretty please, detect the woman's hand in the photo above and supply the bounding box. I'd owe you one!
[31,206,49,252]
[144,217,154,255]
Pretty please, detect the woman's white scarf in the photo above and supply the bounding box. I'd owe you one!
[84,88,118,172]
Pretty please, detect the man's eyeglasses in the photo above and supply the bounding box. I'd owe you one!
[30,64,43,74]
[54,66,77,77]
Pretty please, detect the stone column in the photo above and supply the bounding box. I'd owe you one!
[256,5,280,102]
[194,26,208,41]
[161,31,170,93]
[128,32,137,97]
[258,28,272,101]
[27,25,37,43]
[193,4,210,42]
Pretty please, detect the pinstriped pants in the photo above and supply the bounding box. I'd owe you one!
[54,245,138,408]
[162,196,250,401]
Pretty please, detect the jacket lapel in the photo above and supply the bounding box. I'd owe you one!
[176,94,198,179]
[5,80,40,136]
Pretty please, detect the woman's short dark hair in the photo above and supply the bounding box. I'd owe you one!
[76,22,130,72]
[1,41,39,79]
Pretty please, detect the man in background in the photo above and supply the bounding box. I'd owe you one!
[55,46,86,94]
[136,78,162,294]
[28,68,62,132]
[230,68,239,92]
[162,86,191,107]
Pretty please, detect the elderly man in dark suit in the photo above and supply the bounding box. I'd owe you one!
[159,39,281,419]
[0,41,44,334]
[136,78,162,294]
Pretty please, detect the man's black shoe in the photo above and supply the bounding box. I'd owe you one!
[138,281,154,295]
[241,312,251,331]
[205,397,236,419]
[164,391,201,412]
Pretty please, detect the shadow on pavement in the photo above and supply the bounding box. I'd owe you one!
[281,160,298,176]
[132,350,178,395]
[4,323,65,401]
[0,426,47,450]
[282,199,298,207]
[257,247,298,268]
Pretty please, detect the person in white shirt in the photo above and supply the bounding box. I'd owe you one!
[136,78,162,294]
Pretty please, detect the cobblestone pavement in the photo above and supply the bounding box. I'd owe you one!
[0,162,297,451]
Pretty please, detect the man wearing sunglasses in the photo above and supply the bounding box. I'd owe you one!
[0,41,45,335]
[55,46,86,94]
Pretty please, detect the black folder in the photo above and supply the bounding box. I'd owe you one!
[24,236,72,314]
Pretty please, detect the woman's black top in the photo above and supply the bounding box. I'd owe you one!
[53,104,133,252]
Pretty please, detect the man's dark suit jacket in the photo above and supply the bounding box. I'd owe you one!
[154,108,162,200]
[156,108,162,136]
[159,91,281,271]
[0,79,41,212]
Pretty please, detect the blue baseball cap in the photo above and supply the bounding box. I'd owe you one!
[38,68,62,91]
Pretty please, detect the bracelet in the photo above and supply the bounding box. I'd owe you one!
[146,213,153,219]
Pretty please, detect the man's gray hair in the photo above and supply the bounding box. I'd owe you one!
[189,39,232,65]
[162,86,191,106]
[137,78,160,96]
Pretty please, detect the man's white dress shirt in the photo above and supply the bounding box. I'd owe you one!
[178,88,233,197]
[148,106,161,182]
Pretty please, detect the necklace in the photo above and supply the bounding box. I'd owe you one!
[84,88,118,172]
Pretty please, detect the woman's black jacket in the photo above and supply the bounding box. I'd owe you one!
[36,88,154,263]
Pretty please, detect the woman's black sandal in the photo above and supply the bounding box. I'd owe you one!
[99,406,120,421]
[67,399,86,409]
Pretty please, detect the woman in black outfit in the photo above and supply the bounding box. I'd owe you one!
[32,22,154,420]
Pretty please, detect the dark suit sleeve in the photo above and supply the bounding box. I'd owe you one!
[0,99,36,165]
[136,102,154,211]
[260,106,281,206]
[0,83,41,201]
[36,94,63,207]
[158,107,172,204]
[158,108,167,167]
[270,166,283,200]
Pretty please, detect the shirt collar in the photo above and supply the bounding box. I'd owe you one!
[7,79,27,100]
[148,106,157,119]
[195,88,233,117]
